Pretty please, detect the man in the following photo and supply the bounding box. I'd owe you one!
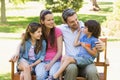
[58,8,104,80]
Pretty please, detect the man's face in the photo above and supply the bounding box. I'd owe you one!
[66,14,79,30]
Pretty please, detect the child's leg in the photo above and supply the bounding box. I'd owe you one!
[58,56,67,80]
[20,71,24,80]
[53,56,76,79]
[18,59,31,80]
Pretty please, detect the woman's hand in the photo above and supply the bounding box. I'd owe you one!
[10,54,19,62]
[44,62,53,71]
[29,64,33,71]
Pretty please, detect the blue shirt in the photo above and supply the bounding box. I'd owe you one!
[19,39,46,62]
[78,35,98,61]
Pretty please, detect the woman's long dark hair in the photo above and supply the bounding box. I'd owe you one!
[40,10,55,48]
[21,22,43,54]
[85,20,101,38]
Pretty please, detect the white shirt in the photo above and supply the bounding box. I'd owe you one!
[58,21,85,56]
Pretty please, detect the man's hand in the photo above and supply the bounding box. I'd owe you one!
[95,39,105,52]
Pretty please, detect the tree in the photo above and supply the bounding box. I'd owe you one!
[1,0,6,23]
[45,0,83,12]
[0,0,28,23]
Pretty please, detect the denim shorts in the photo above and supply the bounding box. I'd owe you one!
[17,58,35,74]
[74,55,93,68]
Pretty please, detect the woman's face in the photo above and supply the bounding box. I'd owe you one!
[42,14,54,29]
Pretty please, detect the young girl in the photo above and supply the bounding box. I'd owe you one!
[10,22,46,80]
[51,20,101,80]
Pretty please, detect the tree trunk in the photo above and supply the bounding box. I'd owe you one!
[1,0,7,23]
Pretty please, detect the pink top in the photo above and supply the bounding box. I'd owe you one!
[44,27,62,61]
[28,45,35,60]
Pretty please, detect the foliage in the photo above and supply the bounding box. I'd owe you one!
[45,0,83,12]
[10,0,27,4]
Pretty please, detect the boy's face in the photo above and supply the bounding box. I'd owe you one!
[84,26,91,35]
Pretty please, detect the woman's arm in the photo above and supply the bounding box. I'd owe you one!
[45,35,63,71]
[10,43,21,62]
[50,35,63,65]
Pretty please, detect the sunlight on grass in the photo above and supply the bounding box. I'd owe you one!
[0,73,11,80]
[78,14,106,23]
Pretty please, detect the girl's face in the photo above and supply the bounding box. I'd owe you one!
[41,14,54,29]
[30,27,42,40]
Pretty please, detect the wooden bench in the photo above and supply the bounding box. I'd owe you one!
[9,38,109,80]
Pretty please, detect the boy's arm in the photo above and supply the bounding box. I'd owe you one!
[81,43,97,56]
[74,30,81,47]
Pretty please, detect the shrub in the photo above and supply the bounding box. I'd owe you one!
[45,0,83,12]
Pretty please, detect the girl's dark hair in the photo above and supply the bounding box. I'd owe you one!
[21,22,43,54]
[85,20,101,38]
[40,10,55,48]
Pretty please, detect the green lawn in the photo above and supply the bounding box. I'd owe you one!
[0,1,113,33]
[0,14,107,33]
[0,73,11,80]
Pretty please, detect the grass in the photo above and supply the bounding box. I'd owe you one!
[0,16,39,33]
[0,14,106,33]
[0,73,11,80]
[0,1,113,33]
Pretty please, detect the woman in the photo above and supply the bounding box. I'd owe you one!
[35,10,63,80]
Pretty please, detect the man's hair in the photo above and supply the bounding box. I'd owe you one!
[62,8,76,22]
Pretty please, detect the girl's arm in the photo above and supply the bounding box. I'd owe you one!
[30,59,41,67]
[81,42,98,56]
[74,30,81,47]
[30,40,47,67]
[38,40,47,61]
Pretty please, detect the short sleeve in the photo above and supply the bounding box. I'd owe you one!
[91,38,98,48]
[55,27,62,37]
